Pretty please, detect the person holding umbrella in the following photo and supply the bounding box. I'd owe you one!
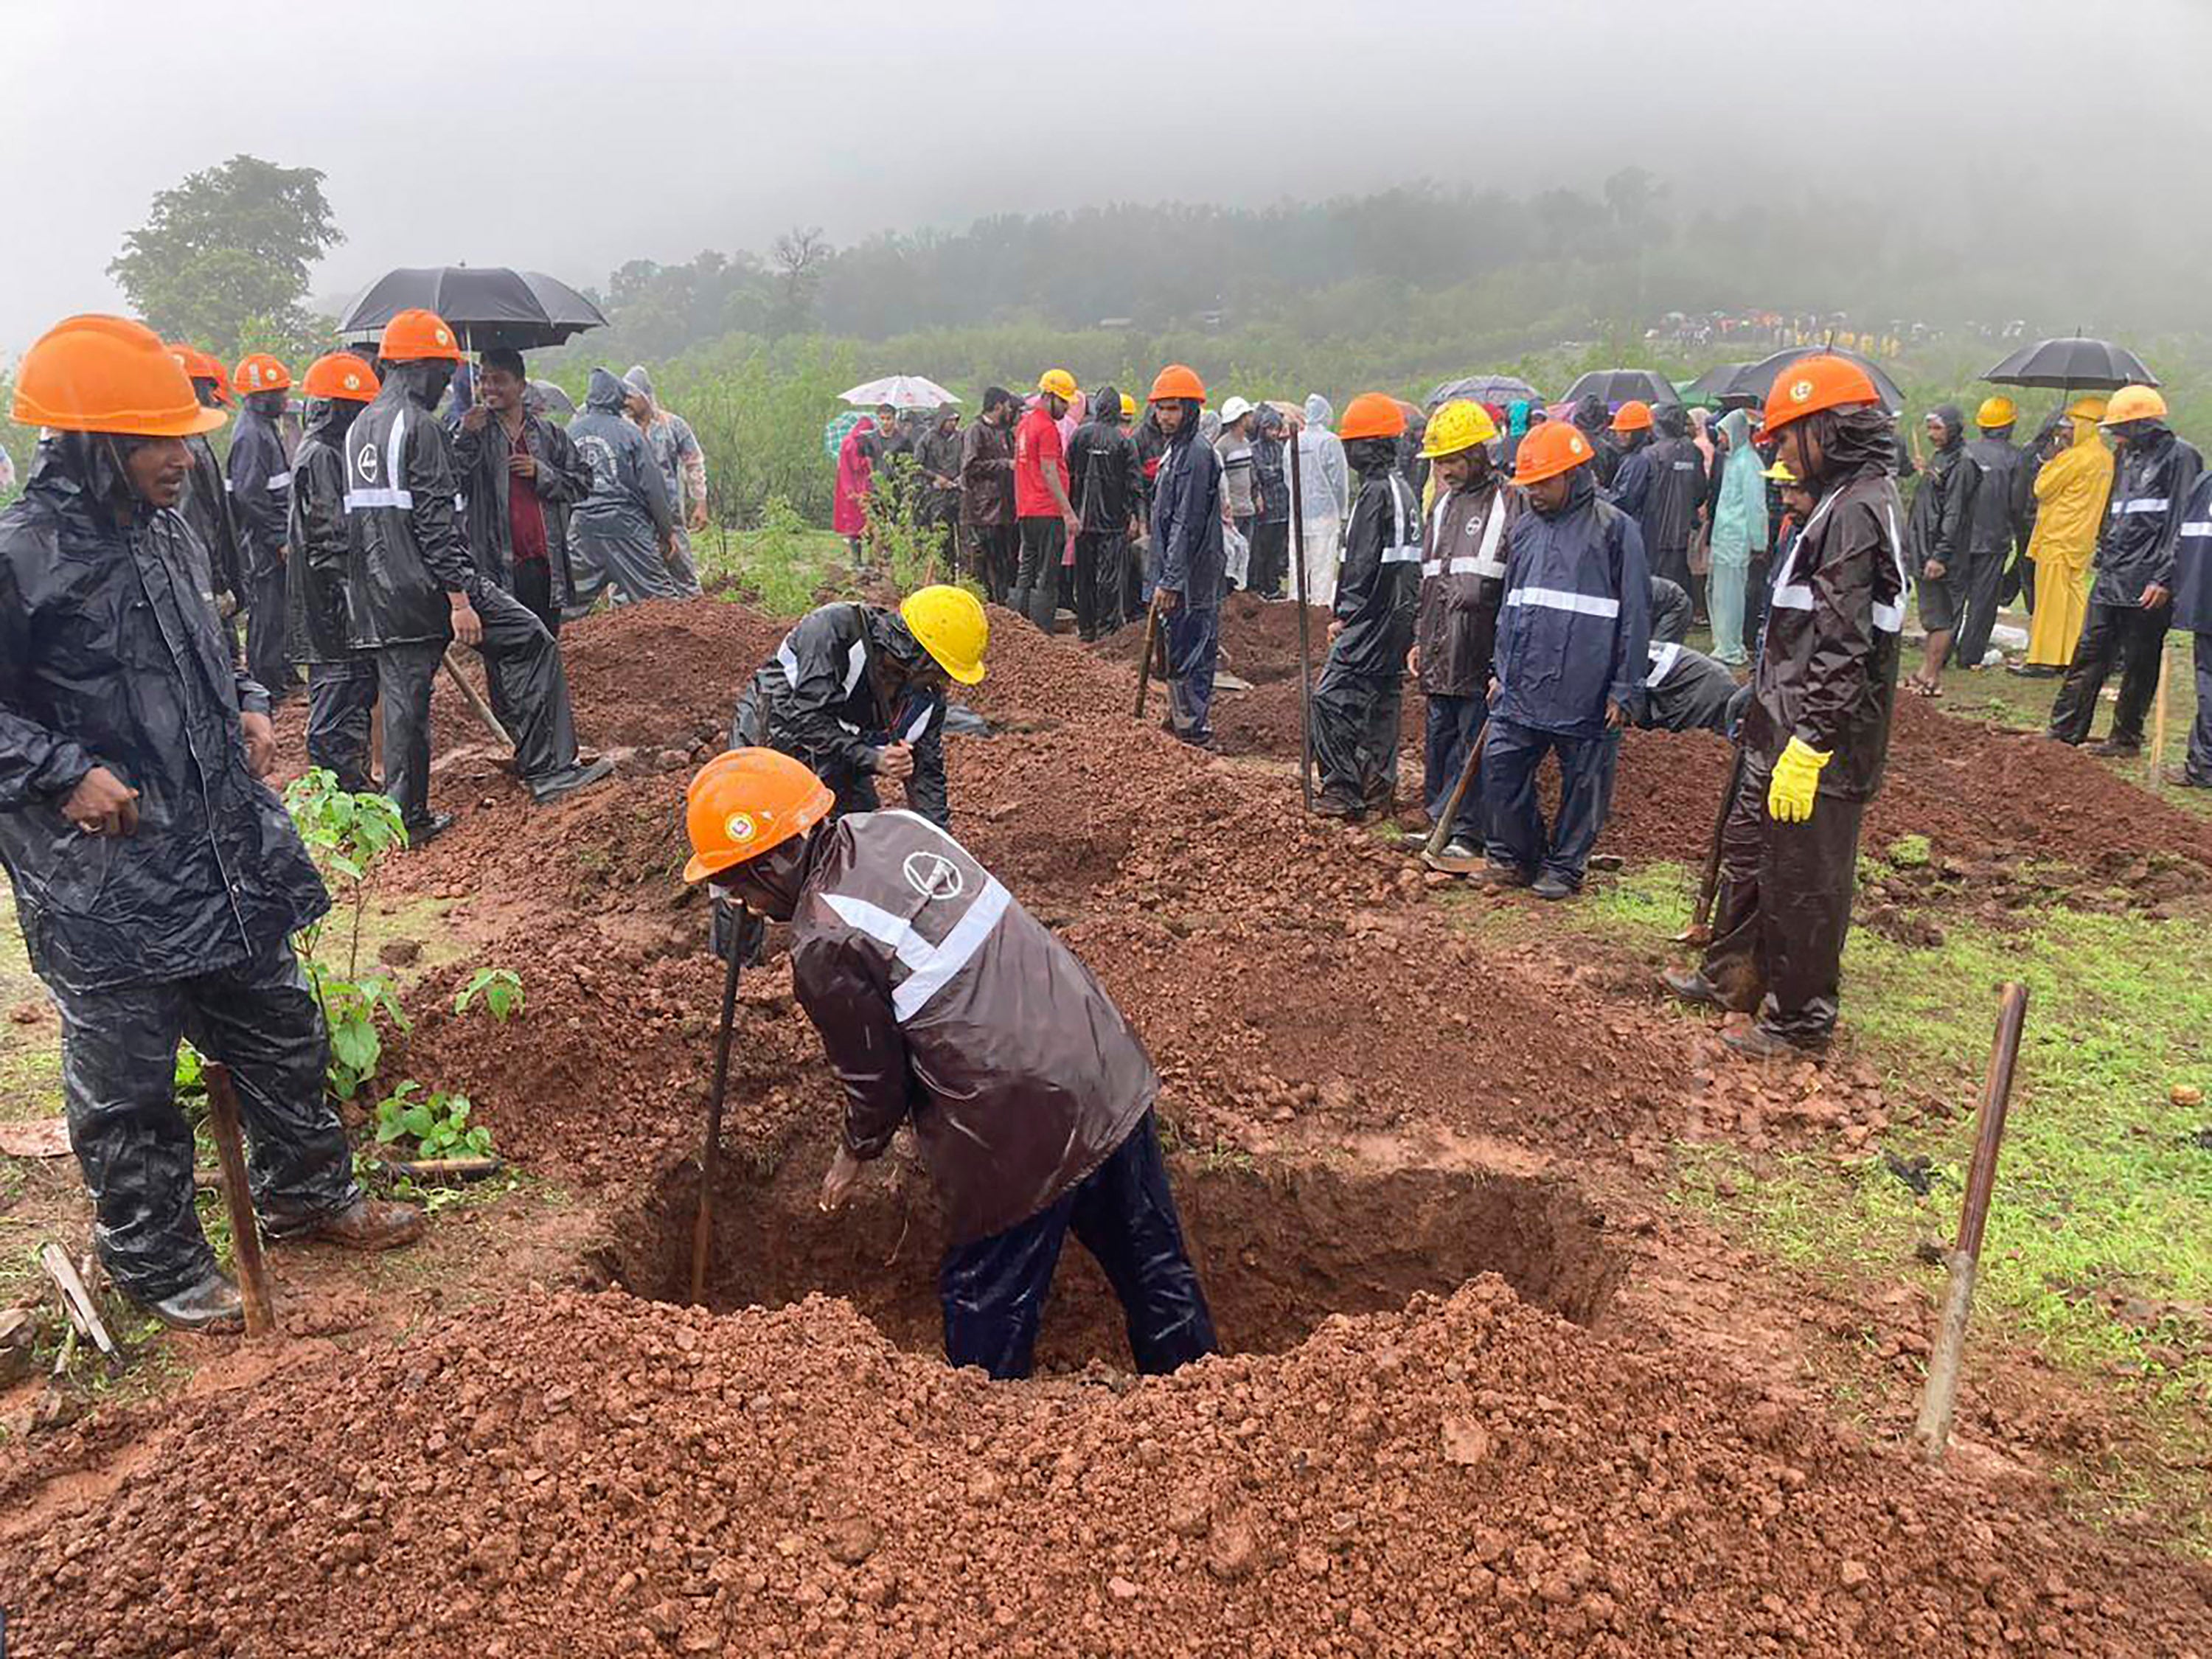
[458,348,594,637]
[2047,386,2202,755]
[343,309,613,843]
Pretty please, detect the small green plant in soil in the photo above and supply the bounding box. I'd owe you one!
[373,1082,493,1162]
[453,967,524,1021]
[282,768,410,1100]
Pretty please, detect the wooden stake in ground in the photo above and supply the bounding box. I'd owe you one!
[442,648,514,751]
[1912,981,2030,1461]
[2147,641,2171,788]
[202,1062,277,1338]
[689,939,745,1306]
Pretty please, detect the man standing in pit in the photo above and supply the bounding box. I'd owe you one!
[1410,400,1513,860]
[1311,392,1423,818]
[1147,364,1225,749]
[343,310,611,844]
[684,747,1217,1381]
[0,316,422,1332]
[1663,356,1907,1057]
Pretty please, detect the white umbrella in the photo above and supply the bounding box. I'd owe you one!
[840,375,960,410]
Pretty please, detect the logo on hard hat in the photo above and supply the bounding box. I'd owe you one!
[902,850,965,902]
[1790,379,1814,404]
[343,372,361,392]
[1568,434,1587,455]
[355,443,380,482]
[723,812,759,845]
[435,328,452,347]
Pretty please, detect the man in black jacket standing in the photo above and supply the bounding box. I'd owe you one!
[456,348,593,637]
[1147,365,1226,749]
[1905,403,1978,697]
[344,310,610,844]
[286,352,382,792]
[0,316,421,1332]
[2048,385,2202,755]
[1065,383,1143,643]
[959,388,1018,604]
[1951,396,2034,672]
[1663,357,1907,1057]
[229,353,299,702]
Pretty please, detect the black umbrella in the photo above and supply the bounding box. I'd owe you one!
[1427,372,1543,409]
[1561,368,1680,407]
[1683,361,1757,404]
[338,266,608,352]
[1983,336,2155,392]
[1725,345,1905,412]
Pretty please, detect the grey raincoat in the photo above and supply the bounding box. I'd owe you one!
[568,368,680,604]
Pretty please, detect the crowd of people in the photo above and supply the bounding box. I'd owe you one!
[3,301,2208,1349]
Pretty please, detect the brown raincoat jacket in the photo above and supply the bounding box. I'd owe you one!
[1413,474,1514,698]
[790,810,1158,1245]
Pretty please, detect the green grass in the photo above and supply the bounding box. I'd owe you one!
[690,498,851,618]
[1568,860,2212,1528]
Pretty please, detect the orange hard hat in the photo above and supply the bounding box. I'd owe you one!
[1338,391,1408,442]
[167,341,232,403]
[1756,354,1880,440]
[378,308,465,364]
[1512,420,1597,486]
[13,315,226,439]
[302,352,381,403]
[233,352,293,396]
[681,748,837,883]
[1148,364,1206,403]
[1610,399,1653,434]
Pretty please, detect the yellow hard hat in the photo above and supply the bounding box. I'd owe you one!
[1975,396,2017,428]
[2065,394,2108,423]
[1037,369,1079,403]
[1119,392,1137,422]
[900,584,989,685]
[1419,399,1499,459]
[1762,459,1798,484]
[2101,384,2166,426]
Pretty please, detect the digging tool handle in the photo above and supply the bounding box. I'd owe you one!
[1422,717,1493,860]
[1691,743,1749,936]
[689,936,745,1306]
[1912,981,2029,1461]
[203,1062,276,1338]
[1288,425,1315,813]
[442,648,514,751]
[2148,643,2171,787]
[1133,592,1164,720]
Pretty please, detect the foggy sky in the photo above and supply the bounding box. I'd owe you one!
[3,0,2208,355]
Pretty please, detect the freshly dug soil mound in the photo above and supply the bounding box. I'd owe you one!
[6,1285,2205,1658]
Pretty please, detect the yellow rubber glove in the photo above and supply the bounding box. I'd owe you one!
[1766,737,1832,824]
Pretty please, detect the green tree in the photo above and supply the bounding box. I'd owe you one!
[108,154,343,360]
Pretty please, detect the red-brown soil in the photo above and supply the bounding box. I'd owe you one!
[10,596,2211,1657]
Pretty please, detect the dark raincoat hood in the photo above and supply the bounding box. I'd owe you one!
[1091,383,1121,425]
[27,431,141,520]
[1655,401,1690,439]
[1572,394,1610,435]
[1346,437,1399,477]
[1814,406,1898,481]
[1930,404,1966,448]
[384,358,452,411]
[1539,465,1599,520]
[303,397,364,450]
[586,367,631,413]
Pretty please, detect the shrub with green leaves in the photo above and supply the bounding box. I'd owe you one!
[454,967,524,1022]
[282,768,410,1100]
[373,1083,493,1162]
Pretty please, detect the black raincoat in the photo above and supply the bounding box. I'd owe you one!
[731,602,949,826]
[1413,470,1512,698]
[229,393,296,695]
[1649,574,1693,645]
[1615,405,1702,582]
[1572,395,1623,488]
[0,439,327,993]
[1067,389,1143,534]
[178,433,244,615]
[454,406,592,609]
[1905,412,1977,580]
[567,368,679,604]
[2092,425,2202,608]
[1311,441,1423,807]
[285,398,364,665]
[343,362,476,647]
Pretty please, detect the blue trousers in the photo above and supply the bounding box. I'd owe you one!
[939,1110,1218,1380]
[1481,717,1621,888]
[1422,692,1488,844]
[1166,605,1220,744]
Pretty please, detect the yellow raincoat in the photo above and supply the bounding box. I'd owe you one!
[2024,403,2115,667]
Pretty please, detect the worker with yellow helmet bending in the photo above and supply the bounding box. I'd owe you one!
[0,316,422,1332]
[684,748,1217,1380]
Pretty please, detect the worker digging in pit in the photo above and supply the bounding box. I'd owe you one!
[684,748,1219,1380]
[1640,574,1748,737]
[344,308,612,845]
[1408,398,1515,861]
[1478,420,1651,899]
[0,316,424,1332]
[713,584,988,961]
[1663,355,1907,1058]
[1311,392,1424,818]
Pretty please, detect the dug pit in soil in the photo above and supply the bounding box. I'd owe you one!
[593,1144,1625,1371]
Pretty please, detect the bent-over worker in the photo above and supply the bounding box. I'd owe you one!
[684,748,1218,1380]
[0,316,422,1332]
